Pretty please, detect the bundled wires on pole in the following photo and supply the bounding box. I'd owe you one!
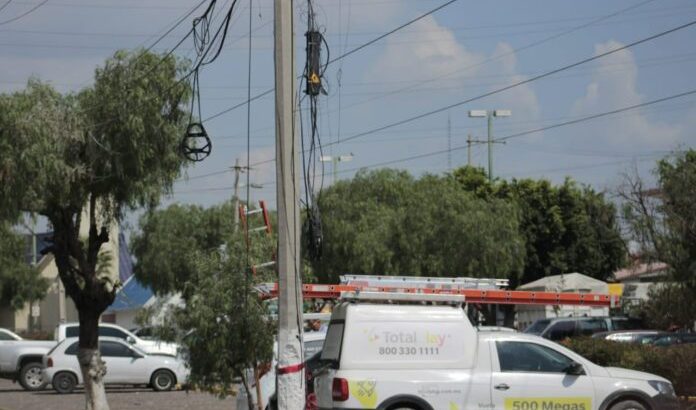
[180,0,239,162]
[300,0,330,261]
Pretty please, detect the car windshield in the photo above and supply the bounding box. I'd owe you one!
[525,319,551,334]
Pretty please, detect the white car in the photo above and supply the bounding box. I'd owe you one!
[315,301,679,410]
[54,323,179,356]
[42,337,189,394]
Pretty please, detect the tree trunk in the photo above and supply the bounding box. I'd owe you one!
[78,310,110,410]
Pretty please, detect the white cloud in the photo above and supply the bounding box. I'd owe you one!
[367,15,484,84]
[571,40,681,148]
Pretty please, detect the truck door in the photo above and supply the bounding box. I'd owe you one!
[490,340,596,410]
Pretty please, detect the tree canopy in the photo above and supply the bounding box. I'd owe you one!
[453,166,625,286]
[312,169,525,283]
[0,49,191,410]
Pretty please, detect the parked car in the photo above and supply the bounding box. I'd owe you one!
[237,331,326,410]
[315,302,678,410]
[55,323,179,356]
[42,337,189,394]
[0,327,57,391]
[524,316,643,341]
[651,333,696,347]
[592,330,671,344]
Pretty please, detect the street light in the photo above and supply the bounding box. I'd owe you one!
[320,153,354,184]
[468,109,511,182]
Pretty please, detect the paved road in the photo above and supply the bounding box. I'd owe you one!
[0,379,237,410]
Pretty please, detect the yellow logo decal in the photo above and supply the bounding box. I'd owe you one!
[449,402,461,410]
[505,397,591,410]
[349,380,377,408]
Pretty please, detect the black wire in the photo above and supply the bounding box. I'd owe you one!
[0,0,47,25]
[202,0,459,123]
[0,0,12,14]
[328,18,696,148]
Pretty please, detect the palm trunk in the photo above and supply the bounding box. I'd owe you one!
[78,310,109,410]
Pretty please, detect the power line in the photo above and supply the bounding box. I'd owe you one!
[328,19,696,148]
[327,0,459,64]
[0,0,47,25]
[498,89,696,142]
[341,88,696,171]
[202,0,460,123]
[0,1,12,14]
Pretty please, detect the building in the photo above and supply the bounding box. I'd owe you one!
[0,215,120,334]
[516,273,610,331]
[610,261,670,307]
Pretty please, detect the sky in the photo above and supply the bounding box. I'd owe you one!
[2,0,696,233]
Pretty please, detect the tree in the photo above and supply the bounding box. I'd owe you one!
[0,223,48,310]
[453,166,625,286]
[133,202,276,410]
[133,200,275,298]
[620,150,696,328]
[0,50,190,410]
[313,169,525,283]
[161,233,275,410]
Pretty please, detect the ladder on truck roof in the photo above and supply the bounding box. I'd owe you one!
[256,274,619,307]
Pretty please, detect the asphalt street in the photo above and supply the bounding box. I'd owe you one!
[0,379,237,410]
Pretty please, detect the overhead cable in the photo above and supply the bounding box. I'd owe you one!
[0,0,47,25]
[328,19,696,148]
[202,0,460,122]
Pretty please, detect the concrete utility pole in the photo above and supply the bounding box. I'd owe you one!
[274,0,304,408]
[320,154,353,184]
[232,158,244,231]
[468,109,511,181]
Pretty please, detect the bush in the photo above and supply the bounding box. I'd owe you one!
[562,338,696,397]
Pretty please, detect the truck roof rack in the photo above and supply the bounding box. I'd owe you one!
[256,274,619,307]
[340,291,466,305]
[341,274,508,290]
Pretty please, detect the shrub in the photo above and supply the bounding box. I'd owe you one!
[562,338,696,397]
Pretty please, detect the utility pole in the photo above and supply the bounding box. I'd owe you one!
[232,158,245,231]
[447,114,452,171]
[274,0,304,408]
[469,109,511,182]
[467,134,472,166]
[320,154,353,185]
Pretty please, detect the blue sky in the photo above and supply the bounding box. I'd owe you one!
[2,0,696,224]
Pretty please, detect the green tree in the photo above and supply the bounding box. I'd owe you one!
[0,50,190,410]
[454,166,625,286]
[0,223,48,309]
[621,150,696,328]
[133,200,275,298]
[162,232,275,410]
[313,169,525,283]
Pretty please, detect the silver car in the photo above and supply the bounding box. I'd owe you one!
[42,337,189,393]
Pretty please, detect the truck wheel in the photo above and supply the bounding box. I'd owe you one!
[53,372,77,394]
[19,362,46,391]
[150,369,175,392]
[610,400,647,410]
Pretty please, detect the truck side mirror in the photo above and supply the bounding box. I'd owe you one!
[564,362,585,376]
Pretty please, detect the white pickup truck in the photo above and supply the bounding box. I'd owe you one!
[54,323,179,356]
[0,328,56,391]
[315,301,679,410]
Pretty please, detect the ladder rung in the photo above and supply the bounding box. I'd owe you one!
[254,261,276,269]
[250,226,269,232]
[245,209,264,216]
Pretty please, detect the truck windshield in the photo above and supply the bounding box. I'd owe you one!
[525,319,551,335]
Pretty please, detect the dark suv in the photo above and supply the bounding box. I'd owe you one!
[524,317,643,341]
